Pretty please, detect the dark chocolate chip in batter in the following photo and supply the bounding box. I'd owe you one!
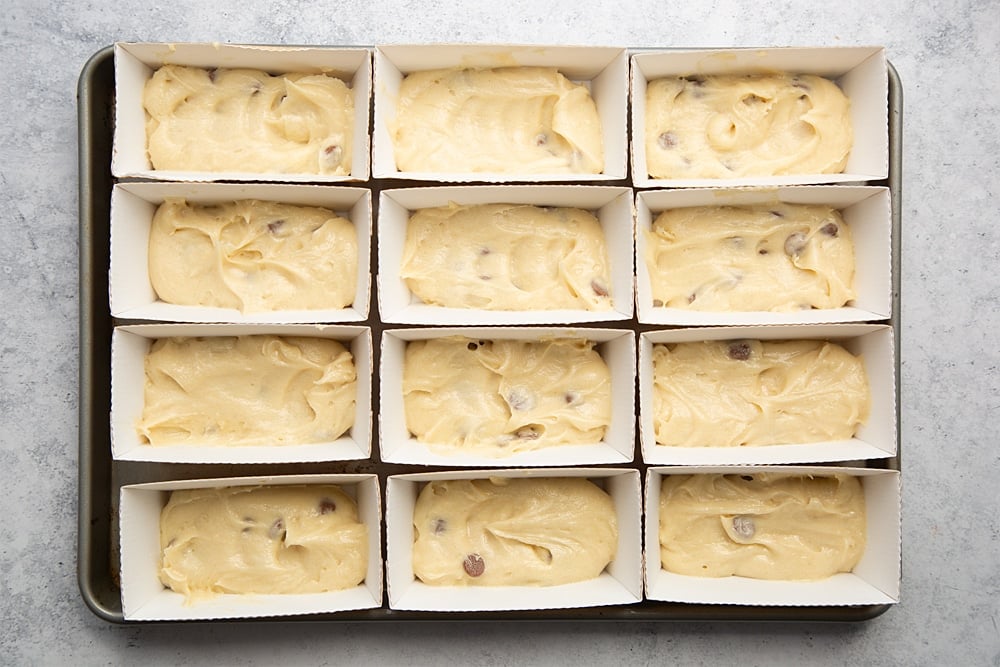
[268,518,286,540]
[731,515,756,539]
[820,222,839,237]
[535,133,548,146]
[591,279,610,297]
[784,232,808,257]
[515,426,541,440]
[658,131,679,149]
[463,553,486,577]
[467,341,479,351]
[727,342,752,361]
[319,498,337,514]
[267,220,285,234]
[433,518,447,535]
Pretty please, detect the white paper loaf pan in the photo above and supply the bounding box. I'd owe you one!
[372,44,628,182]
[109,181,372,323]
[631,46,888,188]
[386,467,643,612]
[644,466,900,607]
[112,42,372,182]
[110,323,373,464]
[119,474,382,621]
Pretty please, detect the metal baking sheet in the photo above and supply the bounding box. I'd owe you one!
[77,45,903,623]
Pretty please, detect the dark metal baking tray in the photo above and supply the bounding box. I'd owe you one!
[78,44,903,623]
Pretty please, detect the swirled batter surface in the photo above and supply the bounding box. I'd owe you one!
[401,203,613,311]
[159,484,367,602]
[645,73,852,179]
[137,335,356,447]
[412,477,617,586]
[652,339,870,447]
[645,204,856,311]
[149,199,357,312]
[392,67,603,174]
[403,337,611,456]
[659,473,866,580]
[144,64,353,174]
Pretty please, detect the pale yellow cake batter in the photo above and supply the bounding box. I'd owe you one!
[401,203,613,311]
[412,477,617,586]
[651,339,870,447]
[137,335,356,447]
[645,73,852,179]
[148,198,357,313]
[159,484,367,601]
[403,337,611,456]
[392,67,603,174]
[144,64,354,174]
[645,204,856,311]
[659,473,866,580]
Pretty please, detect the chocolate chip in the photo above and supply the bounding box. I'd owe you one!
[467,342,478,351]
[319,498,337,514]
[658,131,678,149]
[770,210,785,218]
[728,342,751,361]
[322,144,343,165]
[463,553,486,577]
[687,293,697,304]
[535,133,548,146]
[564,391,581,405]
[792,78,810,91]
[821,222,839,237]
[732,515,756,539]
[478,247,491,255]
[784,232,808,257]
[758,248,769,255]
[241,527,252,534]
[591,279,609,297]
[515,426,540,440]
[267,220,285,234]
[208,68,218,83]
[652,299,664,307]
[684,75,706,86]
[740,475,754,481]
[268,518,286,540]
[433,518,447,535]
[506,387,535,412]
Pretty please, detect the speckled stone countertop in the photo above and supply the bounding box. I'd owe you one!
[2,0,998,664]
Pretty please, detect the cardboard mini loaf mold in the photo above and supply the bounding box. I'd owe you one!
[380,327,636,467]
[631,46,888,189]
[635,186,891,326]
[386,467,643,612]
[112,42,372,182]
[110,323,373,464]
[109,182,372,323]
[644,466,900,607]
[378,185,634,325]
[373,44,628,182]
[638,324,896,466]
[119,474,382,621]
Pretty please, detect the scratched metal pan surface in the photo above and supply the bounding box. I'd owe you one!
[77,45,902,623]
